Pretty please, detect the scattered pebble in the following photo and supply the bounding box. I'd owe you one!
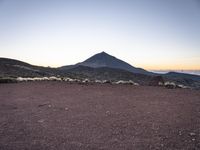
[38,119,45,123]
[38,103,50,107]
[106,111,110,115]
[189,132,196,136]
[178,131,182,136]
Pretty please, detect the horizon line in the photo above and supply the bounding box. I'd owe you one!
[1,56,200,71]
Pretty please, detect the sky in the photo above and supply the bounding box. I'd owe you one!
[0,0,200,70]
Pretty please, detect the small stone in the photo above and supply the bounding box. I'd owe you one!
[65,107,69,111]
[106,111,110,114]
[38,119,45,123]
[189,132,196,136]
[178,131,182,135]
[192,138,195,141]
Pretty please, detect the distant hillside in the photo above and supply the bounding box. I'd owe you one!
[60,52,154,75]
[0,58,61,77]
[164,72,200,81]
[1,56,200,89]
[63,65,153,85]
[162,72,200,88]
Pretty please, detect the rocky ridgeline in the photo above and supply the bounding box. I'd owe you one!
[0,76,139,85]
[164,81,189,89]
[0,76,190,89]
[17,77,140,86]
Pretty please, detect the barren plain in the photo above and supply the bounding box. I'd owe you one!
[0,82,200,150]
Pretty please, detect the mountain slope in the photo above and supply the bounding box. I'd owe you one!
[0,58,62,77]
[64,65,153,85]
[162,72,200,88]
[164,72,200,81]
[61,52,154,75]
[1,56,200,89]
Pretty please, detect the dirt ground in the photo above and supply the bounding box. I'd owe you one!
[0,82,200,150]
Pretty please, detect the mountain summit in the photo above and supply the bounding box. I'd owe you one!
[75,51,153,75]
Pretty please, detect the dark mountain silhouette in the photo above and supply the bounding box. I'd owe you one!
[163,72,200,89]
[60,52,154,75]
[164,72,200,81]
[64,65,153,85]
[0,54,200,89]
[0,57,153,85]
[0,58,62,77]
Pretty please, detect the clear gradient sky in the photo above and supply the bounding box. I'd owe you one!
[0,0,200,70]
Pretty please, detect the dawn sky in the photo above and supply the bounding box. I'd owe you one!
[0,0,200,70]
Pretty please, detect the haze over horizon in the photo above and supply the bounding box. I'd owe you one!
[0,0,200,70]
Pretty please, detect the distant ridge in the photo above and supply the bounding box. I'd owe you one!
[1,54,200,89]
[61,51,154,75]
[164,72,200,82]
[0,57,61,77]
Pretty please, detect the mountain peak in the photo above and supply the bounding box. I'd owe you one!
[100,51,106,54]
[75,51,153,75]
[96,51,111,57]
[99,51,108,55]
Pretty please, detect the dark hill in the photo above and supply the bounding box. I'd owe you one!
[1,56,200,89]
[162,72,200,88]
[164,72,200,82]
[64,65,153,85]
[60,52,154,75]
[0,58,61,77]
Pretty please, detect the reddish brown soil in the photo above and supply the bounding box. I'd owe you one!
[0,82,200,150]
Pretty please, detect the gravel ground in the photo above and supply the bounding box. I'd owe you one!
[0,82,200,150]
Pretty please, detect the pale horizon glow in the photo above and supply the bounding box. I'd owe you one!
[0,0,200,70]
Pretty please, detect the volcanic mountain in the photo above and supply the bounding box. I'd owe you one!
[60,51,153,75]
[1,52,200,88]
